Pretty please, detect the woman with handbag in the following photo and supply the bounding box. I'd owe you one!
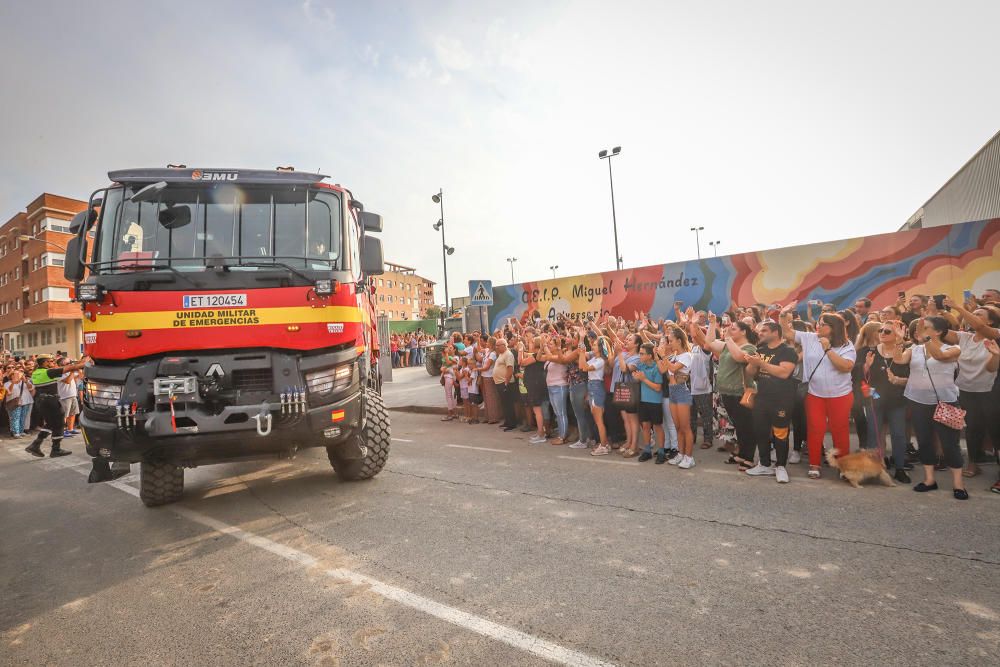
[690,317,759,470]
[780,304,857,480]
[941,298,1000,478]
[613,334,642,457]
[888,317,967,499]
[4,369,29,438]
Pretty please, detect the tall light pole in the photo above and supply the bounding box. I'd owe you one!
[431,189,453,316]
[19,234,67,253]
[549,265,559,278]
[690,226,704,260]
[506,257,517,284]
[709,240,721,257]
[598,146,623,271]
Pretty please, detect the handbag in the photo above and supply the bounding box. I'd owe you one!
[739,360,756,409]
[799,351,826,400]
[4,383,21,409]
[612,380,641,411]
[923,354,965,430]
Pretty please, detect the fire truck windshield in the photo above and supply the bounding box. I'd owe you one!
[92,185,342,273]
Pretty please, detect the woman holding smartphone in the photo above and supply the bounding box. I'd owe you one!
[580,336,612,455]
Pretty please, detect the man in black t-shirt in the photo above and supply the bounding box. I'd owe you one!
[744,321,799,483]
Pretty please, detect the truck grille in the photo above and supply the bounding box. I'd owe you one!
[232,369,273,393]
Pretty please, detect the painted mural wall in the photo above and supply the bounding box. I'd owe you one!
[487,218,1000,330]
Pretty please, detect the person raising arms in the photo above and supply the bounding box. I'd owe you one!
[780,302,856,480]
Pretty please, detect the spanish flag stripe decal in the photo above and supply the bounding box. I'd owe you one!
[82,306,362,333]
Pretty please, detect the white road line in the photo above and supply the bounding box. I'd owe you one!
[557,455,637,466]
[445,444,511,454]
[392,438,414,442]
[22,451,614,667]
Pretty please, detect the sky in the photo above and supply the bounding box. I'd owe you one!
[1,0,998,306]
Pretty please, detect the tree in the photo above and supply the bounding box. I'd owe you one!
[425,305,441,320]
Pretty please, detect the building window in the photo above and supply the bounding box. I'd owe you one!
[378,279,384,287]
[386,280,393,289]
[16,335,23,349]
[13,267,19,279]
[32,257,39,271]
[41,287,71,302]
[40,252,66,268]
[40,218,72,234]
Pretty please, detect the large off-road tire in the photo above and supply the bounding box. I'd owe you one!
[139,461,184,507]
[425,353,441,376]
[328,390,391,481]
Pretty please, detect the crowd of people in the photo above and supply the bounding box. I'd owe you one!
[437,289,1000,499]
[389,332,431,368]
[2,352,89,457]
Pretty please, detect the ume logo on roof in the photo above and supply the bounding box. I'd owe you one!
[191,170,238,181]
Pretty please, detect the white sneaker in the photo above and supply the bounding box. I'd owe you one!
[745,464,776,476]
[668,453,684,465]
[528,435,546,444]
[788,450,801,464]
[775,466,790,483]
[568,440,588,449]
[678,456,695,469]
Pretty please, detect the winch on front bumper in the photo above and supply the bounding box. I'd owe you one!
[78,347,367,467]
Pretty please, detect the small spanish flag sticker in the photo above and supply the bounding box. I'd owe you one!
[331,410,346,422]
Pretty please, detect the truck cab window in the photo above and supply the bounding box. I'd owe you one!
[239,191,272,260]
[307,192,340,269]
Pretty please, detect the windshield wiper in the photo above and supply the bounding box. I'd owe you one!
[239,261,318,286]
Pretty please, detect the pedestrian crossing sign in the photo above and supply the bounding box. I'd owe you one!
[469,280,493,306]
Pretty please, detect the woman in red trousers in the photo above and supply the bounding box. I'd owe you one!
[781,304,857,479]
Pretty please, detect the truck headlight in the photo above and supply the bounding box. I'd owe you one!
[305,363,353,396]
[84,380,123,408]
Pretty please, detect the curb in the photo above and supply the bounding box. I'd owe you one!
[387,405,449,416]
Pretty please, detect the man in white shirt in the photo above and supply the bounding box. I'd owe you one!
[58,366,82,436]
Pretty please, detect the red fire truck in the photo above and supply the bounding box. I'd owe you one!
[64,167,390,506]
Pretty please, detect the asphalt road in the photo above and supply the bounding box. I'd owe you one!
[2,412,999,666]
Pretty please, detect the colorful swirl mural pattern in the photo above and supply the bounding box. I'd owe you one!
[487,218,1000,330]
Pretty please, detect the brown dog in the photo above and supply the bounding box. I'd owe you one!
[825,449,896,488]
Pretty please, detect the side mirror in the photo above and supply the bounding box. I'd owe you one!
[360,211,383,233]
[69,208,98,234]
[361,235,384,276]
[158,205,192,230]
[64,236,87,282]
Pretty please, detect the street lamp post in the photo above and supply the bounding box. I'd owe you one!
[690,226,704,260]
[431,190,453,317]
[709,240,721,257]
[19,234,67,253]
[506,257,517,284]
[549,265,558,278]
[598,146,623,271]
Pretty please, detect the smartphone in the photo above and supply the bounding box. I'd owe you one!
[898,291,905,299]
[963,289,973,302]
[933,294,946,310]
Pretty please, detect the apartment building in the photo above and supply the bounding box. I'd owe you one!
[374,261,435,320]
[0,193,86,356]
